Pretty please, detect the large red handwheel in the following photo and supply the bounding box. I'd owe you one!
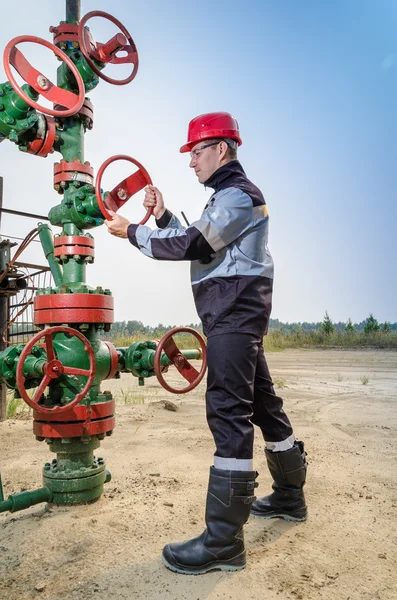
[95,154,153,224]
[3,35,85,118]
[154,327,207,394]
[16,326,96,414]
[78,11,139,85]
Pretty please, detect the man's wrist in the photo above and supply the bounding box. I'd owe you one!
[155,207,166,220]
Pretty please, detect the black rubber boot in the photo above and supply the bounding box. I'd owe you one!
[251,441,307,521]
[162,467,258,575]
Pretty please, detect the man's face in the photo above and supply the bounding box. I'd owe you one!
[189,140,224,184]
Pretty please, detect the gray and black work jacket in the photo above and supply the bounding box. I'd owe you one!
[127,160,274,338]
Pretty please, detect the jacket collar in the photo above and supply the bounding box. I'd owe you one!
[204,160,246,191]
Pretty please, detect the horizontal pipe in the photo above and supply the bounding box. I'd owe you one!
[0,486,52,513]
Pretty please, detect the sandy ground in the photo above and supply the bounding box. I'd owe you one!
[0,348,396,600]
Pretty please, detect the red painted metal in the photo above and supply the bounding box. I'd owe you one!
[54,245,95,257]
[50,23,79,45]
[154,327,207,394]
[3,35,85,117]
[78,11,139,85]
[180,112,242,153]
[34,294,113,310]
[33,399,115,422]
[26,115,56,158]
[95,155,153,223]
[103,341,119,379]
[33,416,115,438]
[54,236,95,248]
[34,308,114,324]
[16,326,96,414]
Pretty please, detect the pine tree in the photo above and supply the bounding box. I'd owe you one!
[381,321,391,333]
[363,313,380,334]
[321,311,335,335]
[345,318,355,333]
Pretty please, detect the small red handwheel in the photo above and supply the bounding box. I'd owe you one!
[78,11,139,85]
[16,326,96,414]
[3,35,85,118]
[154,327,207,394]
[95,154,153,224]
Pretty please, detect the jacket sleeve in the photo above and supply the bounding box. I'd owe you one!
[127,187,256,261]
[155,209,185,232]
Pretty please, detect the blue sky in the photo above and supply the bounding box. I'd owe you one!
[0,1,395,325]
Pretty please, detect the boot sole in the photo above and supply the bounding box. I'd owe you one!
[161,553,246,575]
[251,511,307,522]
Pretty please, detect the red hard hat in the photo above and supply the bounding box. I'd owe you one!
[180,112,242,153]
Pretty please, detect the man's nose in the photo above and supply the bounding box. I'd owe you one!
[189,155,197,168]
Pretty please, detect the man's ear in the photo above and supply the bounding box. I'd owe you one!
[219,140,228,161]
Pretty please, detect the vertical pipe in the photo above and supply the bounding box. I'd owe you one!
[0,176,7,422]
[66,0,80,23]
[38,224,63,287]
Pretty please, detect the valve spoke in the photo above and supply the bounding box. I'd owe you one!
[10,47,50,92]
[162,339,200,383]
[175,357,200,383]
[32,374,51,402]
[108,45,137,65]
[44,332,56,361]
[107,169,148,209]
[63,367,91,377]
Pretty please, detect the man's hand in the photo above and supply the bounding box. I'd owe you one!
[144,185,166,219]
[104,210,130,238]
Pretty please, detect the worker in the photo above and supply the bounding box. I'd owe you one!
[105,112,307,575]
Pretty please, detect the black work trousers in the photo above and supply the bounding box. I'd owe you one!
[206,333,293,460]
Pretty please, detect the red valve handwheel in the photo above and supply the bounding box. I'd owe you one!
[154,327,207,394]
[78,11,139,85]
[16,326,96,414]
[3,35,85,118]
[95,154,153,224]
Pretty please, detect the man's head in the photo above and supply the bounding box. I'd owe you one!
[188,138,238,183]
[180,112,242,184]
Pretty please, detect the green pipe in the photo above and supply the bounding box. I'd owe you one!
[0,486,52,513]
[38,223,63,286]
[0,474,4,502]
[61,223,86,284]
[158,348,202,368]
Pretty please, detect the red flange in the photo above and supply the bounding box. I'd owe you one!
[95,155,153,224]
[103,341,119,379]
[154,327,207,394]
[33,416,115,438]
[34,294,113,310]
[34,308,114,325]
[33,399,115,422]
[50,23,80,46]
[26,115,56,158]
[54,236,95,248]
[78,11,139,85]
[54,245,95,258]
[3,35,85,118]
[53,159,94,188]
[16,326,96,414]
[34,294,114,325]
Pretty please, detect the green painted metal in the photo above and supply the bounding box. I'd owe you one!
[38,223,63,286]
[0,485,52,513]
[122,342,202,379]
[49,185,103,231]
[43,437,111,505]
[0,82,38,143]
